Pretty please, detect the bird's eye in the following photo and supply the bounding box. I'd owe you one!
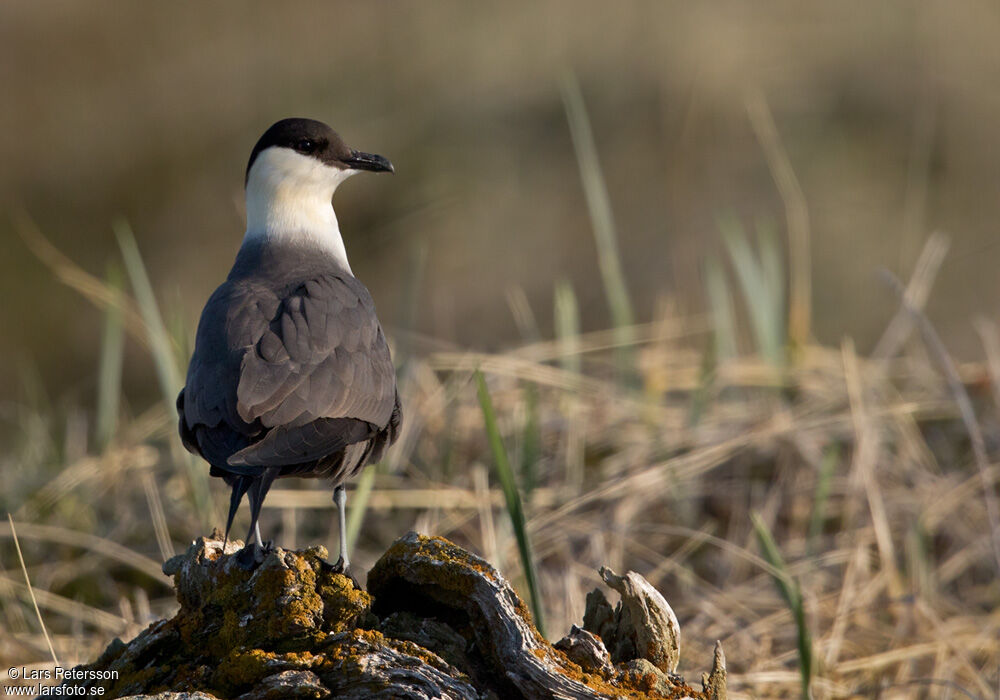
[295,139,315,153]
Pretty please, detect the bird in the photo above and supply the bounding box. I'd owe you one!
[177,117,401,570]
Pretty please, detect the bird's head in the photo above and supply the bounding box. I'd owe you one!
[245,117,393,192]
[243,118,393,256]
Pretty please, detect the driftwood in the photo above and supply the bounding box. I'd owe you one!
[583,567,682,675]
[49,532,726,699]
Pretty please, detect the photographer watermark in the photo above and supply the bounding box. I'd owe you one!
[5,667,118,696]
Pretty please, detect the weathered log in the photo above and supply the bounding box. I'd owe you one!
[701,642,727,700]
[48,532,725,699]
[596,566,682,674]
[554,626,615,676]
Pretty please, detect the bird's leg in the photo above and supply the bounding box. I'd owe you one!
[236,469,277,569]
[236,479,263,569]
[224,476,252,550]
[254,467,280,553]
[333,484,350,573]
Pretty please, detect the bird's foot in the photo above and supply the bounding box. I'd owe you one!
[234,542,266,570]
[322,555,361,589]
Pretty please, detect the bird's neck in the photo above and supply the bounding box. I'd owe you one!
[243,176,353,273]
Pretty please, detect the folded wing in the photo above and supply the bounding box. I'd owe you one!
[179,273,397,472]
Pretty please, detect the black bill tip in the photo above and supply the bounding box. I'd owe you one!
[344,150,394,173]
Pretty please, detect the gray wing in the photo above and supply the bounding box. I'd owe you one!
[179,273,397,470]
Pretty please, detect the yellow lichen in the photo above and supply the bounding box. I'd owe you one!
[67,535,713,699]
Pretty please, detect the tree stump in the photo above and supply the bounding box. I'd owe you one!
[47,532,726,699]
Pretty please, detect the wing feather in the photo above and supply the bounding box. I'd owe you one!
[179,271,397,471]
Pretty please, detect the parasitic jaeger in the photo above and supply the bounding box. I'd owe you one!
[177,117,401,569]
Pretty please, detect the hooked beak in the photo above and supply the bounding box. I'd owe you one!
[343,150,394,173]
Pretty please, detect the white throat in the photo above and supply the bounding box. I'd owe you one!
[243,147,356,272]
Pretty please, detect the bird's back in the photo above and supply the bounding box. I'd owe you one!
[178,239,400,485]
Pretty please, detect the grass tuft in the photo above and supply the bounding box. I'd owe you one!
[95,263,125,451]
[554,279,581,377]
[7,514,59,666]
[807,444,839,553]
[475,369,546,637]
[113,218,213,528]
[752,512,813,700]
[719,213,787,367]
[561,72,635,381]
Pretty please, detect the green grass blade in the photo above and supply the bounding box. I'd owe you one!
[705,256,738,363]
[95,262,125,450]
[807,444,839,552]
[561,72,635,379]
[719,214,786,367]
[114,218,213,527]
[167,289,193,373]
[395,237,427,371]
[757,218,787,363]
[113,219,184,415]
[905,519,933,599]
[554,279,581,376]
[346,464,378,554]
[507,285,542,344]
[688,337,716,428]
[757,217,784,314]
[752,512,812,700]
[475,370,546,637]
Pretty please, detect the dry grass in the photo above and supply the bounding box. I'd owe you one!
[2,282,999,697]
[4,7,1000,697]
[4,75,1000,696]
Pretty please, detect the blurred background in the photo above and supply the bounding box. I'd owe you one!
[3,2,1000,698]
[4,1,1000,399]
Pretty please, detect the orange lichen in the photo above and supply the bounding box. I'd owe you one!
[58,534,716,699]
